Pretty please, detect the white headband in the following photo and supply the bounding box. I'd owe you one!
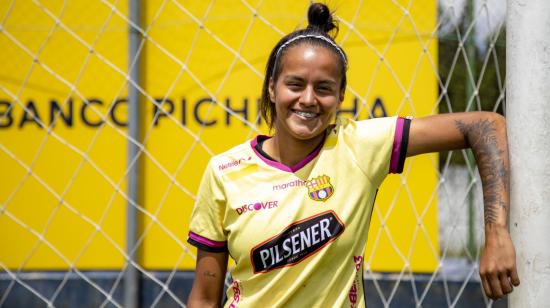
[274,34,348,68]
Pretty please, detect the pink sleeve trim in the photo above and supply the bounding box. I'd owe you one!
[188,231,227,248]
[389,117,405,173]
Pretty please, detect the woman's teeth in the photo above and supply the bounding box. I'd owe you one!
[294,110,317,119]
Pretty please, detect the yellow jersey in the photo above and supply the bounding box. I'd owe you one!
[188,116,410,307]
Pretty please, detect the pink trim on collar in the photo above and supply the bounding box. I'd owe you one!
[250,136,323,173]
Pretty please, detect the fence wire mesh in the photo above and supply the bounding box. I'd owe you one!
[0,0,507,307]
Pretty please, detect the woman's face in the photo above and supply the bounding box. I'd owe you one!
[269,44,344,143]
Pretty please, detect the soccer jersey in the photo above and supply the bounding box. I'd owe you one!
[188,116,410,307]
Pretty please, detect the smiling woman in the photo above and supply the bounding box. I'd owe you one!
[186,2,519,307]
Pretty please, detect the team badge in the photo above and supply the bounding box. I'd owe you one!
[305,174,334,202]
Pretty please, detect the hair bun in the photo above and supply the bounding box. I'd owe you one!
[307,3,337,35]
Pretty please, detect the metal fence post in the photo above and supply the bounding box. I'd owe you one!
[507,0,550,306]
[125,0,142,307]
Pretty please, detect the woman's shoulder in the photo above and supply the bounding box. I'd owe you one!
[337,116,398,133]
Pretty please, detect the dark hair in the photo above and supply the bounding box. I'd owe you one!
[260,3,348,129]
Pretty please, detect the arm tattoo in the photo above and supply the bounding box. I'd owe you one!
[455,119,509,226]
[203,271,217,278]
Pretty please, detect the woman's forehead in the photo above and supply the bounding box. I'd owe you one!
[279,44,342,76]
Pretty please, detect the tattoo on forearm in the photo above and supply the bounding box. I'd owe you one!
[455,119,509,225]
[203,271,217,278]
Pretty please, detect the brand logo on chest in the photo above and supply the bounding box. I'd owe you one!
[235,200,278,215]
[305,174,334,202]
[250,210,344,273]
[218,156,251,171]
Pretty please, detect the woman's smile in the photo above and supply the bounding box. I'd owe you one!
[291,109,319,120]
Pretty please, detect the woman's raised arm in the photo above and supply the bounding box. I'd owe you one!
[407,111,520,300]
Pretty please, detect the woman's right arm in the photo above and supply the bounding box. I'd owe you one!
[188,249,229,308]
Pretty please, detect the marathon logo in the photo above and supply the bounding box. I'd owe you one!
[250,211,344,273]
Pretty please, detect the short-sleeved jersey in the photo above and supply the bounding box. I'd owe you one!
[188,116,410,307]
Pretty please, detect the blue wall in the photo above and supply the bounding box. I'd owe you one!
[0,271,507,307]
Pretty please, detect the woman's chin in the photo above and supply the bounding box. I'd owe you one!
[289,127,324,141]
[277,121,326,141]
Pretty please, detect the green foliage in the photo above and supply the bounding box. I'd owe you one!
[438,28,506,166]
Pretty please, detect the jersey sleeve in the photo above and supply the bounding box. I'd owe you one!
[187,161,228,253]
[341,116,411,186]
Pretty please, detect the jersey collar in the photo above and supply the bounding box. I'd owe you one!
[250,135,324,173]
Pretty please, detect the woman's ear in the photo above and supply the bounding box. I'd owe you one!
[339,89,345,103]
[268,78,276,103]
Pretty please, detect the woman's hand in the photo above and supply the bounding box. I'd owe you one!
[479,226,520,300]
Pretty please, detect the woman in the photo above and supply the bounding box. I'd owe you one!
[187,3,519,307]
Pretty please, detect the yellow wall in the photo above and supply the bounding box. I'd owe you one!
[1,0,438,272]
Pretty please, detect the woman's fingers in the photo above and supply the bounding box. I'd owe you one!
[482,267,519,300]
[489,273,504,299]
[510,267,521,286]
[499,273,513,294]
[481,275,493,299]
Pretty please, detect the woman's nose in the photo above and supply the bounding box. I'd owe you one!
[299,86,316,106]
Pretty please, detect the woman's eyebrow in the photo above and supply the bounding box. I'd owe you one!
[283,76,337,85]
[283,75,305,82]
[316,80,338,86]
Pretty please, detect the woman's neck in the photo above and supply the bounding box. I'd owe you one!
[263,132,325,167]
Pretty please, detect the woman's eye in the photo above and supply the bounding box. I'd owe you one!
[317,86,333,93]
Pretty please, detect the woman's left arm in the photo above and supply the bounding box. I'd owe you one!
[407,111,520,300]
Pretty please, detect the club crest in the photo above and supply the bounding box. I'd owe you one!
[305,174,334,202]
